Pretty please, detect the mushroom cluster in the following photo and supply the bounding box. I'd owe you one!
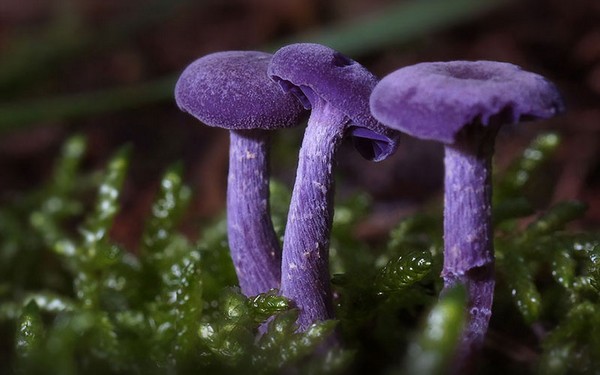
[175,46,563,369]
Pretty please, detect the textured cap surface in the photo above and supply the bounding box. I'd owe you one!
[268,43,400,162]
[175,51,305,130]
[370,60,565,144]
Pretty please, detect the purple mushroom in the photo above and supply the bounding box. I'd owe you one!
[268,43,400,330]
[370,61,564,365]
[175,51,305,297]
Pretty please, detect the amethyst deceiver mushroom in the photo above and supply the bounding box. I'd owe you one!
[175,51,305,297]
[370,61,564,364]
[268,43,401,330]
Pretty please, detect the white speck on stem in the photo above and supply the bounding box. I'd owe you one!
[312,180,327,195]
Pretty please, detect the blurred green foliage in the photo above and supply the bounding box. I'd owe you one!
[0,132,598,374]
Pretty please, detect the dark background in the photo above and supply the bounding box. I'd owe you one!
[0,0,598,250]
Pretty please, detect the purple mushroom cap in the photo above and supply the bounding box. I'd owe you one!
[268,43,400,161]
[370,60,564,144]
[175,51,305,130]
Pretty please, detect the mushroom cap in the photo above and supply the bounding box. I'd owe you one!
[174,51,305,130]
[268,43,400,162]
[370,60,565,144]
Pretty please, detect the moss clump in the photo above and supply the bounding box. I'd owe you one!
[0,133,598,374]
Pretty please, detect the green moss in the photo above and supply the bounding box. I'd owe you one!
[0,133,598,374]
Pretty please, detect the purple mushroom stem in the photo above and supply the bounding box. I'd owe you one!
[281,98,348,329]
[370,60,564,370]
[174,51,305,297]
[442,123,499,362]
[227,129,282,296]
[269,43,400,331]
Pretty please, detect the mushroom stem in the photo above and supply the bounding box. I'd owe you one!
[281,99,348,331]
[227,129,281,297]
[442,124,498,367]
